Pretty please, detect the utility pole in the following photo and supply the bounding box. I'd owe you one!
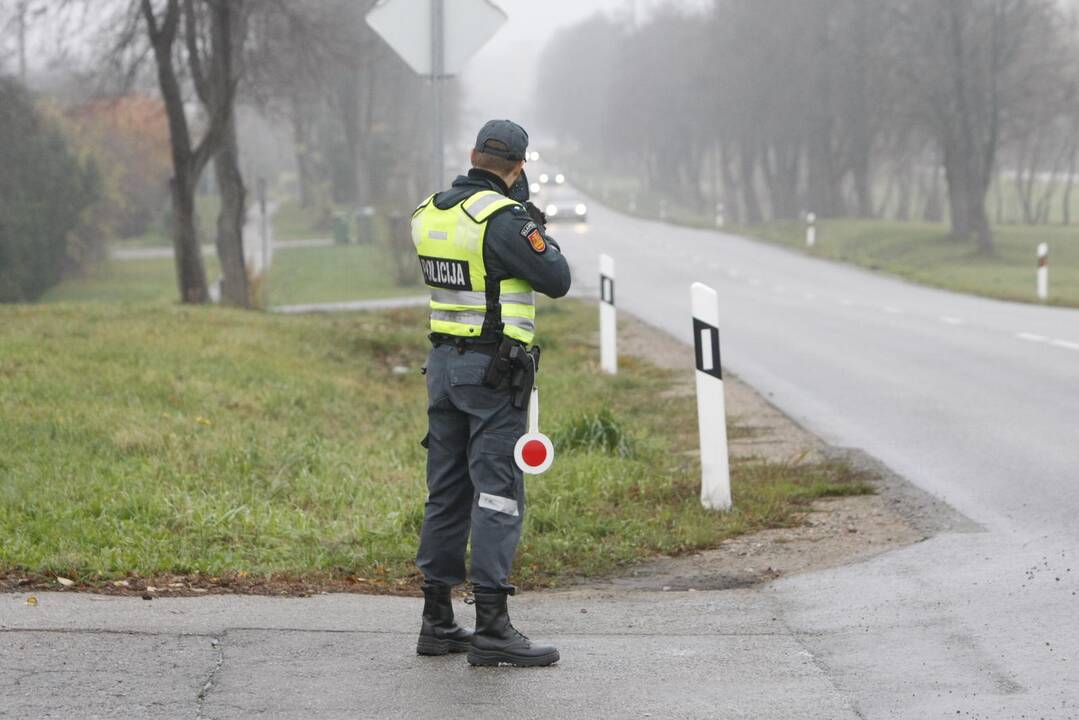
[430,0,445,190]
[17,0,28,83]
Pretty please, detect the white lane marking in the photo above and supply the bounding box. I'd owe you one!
[939,316,963,325]
[883,306,903,315]
[1016,333,1049,343]
[1050,339,1079,352]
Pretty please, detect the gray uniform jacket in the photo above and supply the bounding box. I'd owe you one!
[431,169,572,300]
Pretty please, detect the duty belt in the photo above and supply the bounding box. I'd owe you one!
[429,333,524,356]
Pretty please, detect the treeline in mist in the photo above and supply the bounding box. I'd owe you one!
[541,0,1079,251]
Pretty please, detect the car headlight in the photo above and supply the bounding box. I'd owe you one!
[529,151,541,162]
[539,173,549,184]
[555,174,565,184]
[530,182,540,194]
[546,204,559,217]
[575,204,587,216]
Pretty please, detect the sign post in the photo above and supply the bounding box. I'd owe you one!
[806,212,817,248]
[366,0,508,189]
[515,386,555,475]
[691,282,731,511]
[599,254,617,375]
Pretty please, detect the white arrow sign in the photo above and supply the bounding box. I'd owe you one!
[366,0,508,78]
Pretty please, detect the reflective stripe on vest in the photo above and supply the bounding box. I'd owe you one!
[412,190,537,344]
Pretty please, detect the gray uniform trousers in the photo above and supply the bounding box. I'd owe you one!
[416,344,527,593]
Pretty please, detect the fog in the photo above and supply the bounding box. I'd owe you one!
[459,0,708,140]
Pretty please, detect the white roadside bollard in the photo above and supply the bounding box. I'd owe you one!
[806,212,817,248]
[599,254,618,375]
[691,282,732,511]
[1037,243,1049,302]
[715,202,725,229]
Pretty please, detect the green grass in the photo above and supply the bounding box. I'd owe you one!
[0,300,871,591]
[39,245,419,308]
[566,164,1079,308]
[111,193,222,248]
[273,198,335,242]
[267,245,421,306]
[40,256,221,305]
[741,219,1079,308]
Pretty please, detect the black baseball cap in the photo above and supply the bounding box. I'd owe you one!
[474,119,529,162]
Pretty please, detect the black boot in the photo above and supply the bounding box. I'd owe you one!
[467,592,560,667]
[416,583,472,656]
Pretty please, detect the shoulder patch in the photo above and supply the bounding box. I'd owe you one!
[527,228,547,254]
[519,221,538,239]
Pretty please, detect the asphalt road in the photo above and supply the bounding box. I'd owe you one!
[557,196,1079,718]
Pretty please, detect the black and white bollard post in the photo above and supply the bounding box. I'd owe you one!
[806,212,817,248]
[599,254,617,375]
[691,282,732,511]
[1037,243,1049,302]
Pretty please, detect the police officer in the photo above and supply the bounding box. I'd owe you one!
[411,120,571,667]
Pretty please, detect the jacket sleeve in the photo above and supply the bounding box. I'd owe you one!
[484,205,572,299]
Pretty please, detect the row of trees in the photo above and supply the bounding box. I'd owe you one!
[47,0,444,306]
[541,0,1079,252]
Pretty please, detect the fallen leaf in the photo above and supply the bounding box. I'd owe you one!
[26,596,38,606]
[56,577,75,587]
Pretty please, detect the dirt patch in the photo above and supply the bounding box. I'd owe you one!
[0,571,424,598]
[595,313,930,592]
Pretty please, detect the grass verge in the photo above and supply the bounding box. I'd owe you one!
[567,166,1079,308]
[40,245,419,308]
[740,219,1079,308]
[0,299,871,595]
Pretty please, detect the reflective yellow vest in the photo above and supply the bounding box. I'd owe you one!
[411,190,537,344]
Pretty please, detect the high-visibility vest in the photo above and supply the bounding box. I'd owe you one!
[411,190,537,344]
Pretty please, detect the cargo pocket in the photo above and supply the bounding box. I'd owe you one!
[450,362,507,411]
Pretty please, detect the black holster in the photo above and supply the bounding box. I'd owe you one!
[482,337,540,410]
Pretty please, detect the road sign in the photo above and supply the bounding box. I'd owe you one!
[366,0,508,77]
[515,386,555,475]
[366,0,509,189]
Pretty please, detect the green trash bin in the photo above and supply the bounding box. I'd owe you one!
[333,213,350,245]
[355,206,376,245]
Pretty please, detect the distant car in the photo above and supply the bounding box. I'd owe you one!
[544,198,588,223]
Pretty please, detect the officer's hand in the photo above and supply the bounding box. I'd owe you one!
[525,201,547,228]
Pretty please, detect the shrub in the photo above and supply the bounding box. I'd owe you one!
[0,78,99,302]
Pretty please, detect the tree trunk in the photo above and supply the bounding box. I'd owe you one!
[1062,143,1077,226]
[144,0,209,304]
[291,95,314,208]
[170,174,209,303]
[739,147,763,224]
[215,117,251,306]
[924,163,944,223]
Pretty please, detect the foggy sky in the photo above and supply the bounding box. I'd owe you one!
[457,0,708,146]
